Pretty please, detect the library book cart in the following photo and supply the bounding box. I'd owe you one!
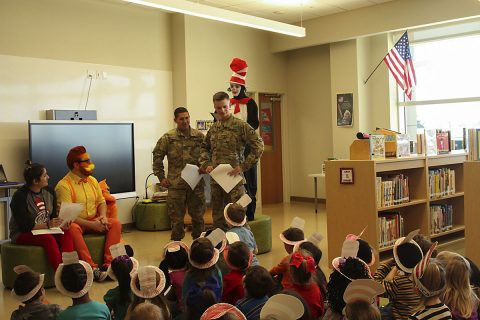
[326,152,469,269]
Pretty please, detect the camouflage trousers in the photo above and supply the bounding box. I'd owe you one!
[211,183,246,230]
[167,186,205,240]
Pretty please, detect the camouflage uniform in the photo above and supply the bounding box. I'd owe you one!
[153,127,206,240]
[199,115,264,229]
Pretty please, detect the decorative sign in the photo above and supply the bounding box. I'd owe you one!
[340,168,354,184]
[260,102,274,151]
[196,120,214,132]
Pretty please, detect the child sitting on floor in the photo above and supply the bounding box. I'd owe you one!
[11,265,62,320]
[410,243,452,320]
[103,243,139,320]
[222,240,253,305]
[270,217,305,290]
[236,265,274,320]
[224,202,259,266]
[55,251,110,320]
[343,279,384,320]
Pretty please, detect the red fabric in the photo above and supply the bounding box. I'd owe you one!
[222,270,245,305]
[230,97,251,114]
[16,229,74,270]
[269,255,292,289]
[291,283,325,318]
[290,252,316,273]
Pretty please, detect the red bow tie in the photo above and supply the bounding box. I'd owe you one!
[231,97,251,114]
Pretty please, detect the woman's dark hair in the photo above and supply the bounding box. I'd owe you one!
[327,257,371,315]
[61,263,87,295]
[23,161,46,187]
[111,256,134,305]
[281,290,311,320]
[244,265,274,299]
[227,241,251,271]
[13,271,43,303]
[186,288,217,320]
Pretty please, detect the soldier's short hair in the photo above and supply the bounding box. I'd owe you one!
[213,91,229,102]
[226,203,246,225]
[174,107,189,119]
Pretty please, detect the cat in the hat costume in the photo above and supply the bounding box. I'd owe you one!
[229,58,260,221]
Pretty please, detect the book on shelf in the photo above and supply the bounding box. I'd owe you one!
[436,130,451,154]
[428,168,455,199]
[370,134,386,160]
[430,204,453,235]
[463,128,480,160]
[425,129,438,156]
[376,174,410,207]
[396,134,411,158]
[416,133,425,154]
[378,211,404,248]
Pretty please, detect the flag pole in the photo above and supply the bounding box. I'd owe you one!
[363,56,386,85]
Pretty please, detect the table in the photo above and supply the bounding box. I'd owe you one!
[0,183,24,243]
[307,174,325,213]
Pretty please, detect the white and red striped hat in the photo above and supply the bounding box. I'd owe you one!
[413,242,444,297]
[229,58,248,86]
[201,303,246,320]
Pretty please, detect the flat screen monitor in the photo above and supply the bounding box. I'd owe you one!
[29,121,136,198]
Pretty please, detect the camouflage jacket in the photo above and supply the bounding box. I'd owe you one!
[199,115,264,183]
[153,127,205,189]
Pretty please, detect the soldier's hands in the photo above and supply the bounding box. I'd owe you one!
[205,166,214,173]
[160,179,171,188]
[228,165,242,176]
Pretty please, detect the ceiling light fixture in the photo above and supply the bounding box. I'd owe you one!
[122,0,306,37]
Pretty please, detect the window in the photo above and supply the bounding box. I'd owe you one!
[399,28,480,142]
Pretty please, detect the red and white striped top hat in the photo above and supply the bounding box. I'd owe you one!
[229,58,248,86]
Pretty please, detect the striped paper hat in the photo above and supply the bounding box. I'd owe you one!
[413,242,444,297]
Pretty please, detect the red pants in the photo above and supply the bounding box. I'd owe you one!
[70,218,121,268]
[16,229,74,270]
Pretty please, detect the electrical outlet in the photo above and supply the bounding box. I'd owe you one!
[86,70,95,78]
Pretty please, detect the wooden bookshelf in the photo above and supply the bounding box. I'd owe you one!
[326,152,467,269]
[464,161,480,266]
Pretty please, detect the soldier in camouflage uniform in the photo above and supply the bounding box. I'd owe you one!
[200,92,264,230]
[153,107,206,240]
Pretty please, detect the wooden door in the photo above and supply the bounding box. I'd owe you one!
[259,93,283,204]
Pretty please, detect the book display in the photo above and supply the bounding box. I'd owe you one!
[326,152,467,267]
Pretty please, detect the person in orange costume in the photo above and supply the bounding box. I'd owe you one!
[55,146,121,282]
[99,179,118,220]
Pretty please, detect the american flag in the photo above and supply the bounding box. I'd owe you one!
[384,31,416,100]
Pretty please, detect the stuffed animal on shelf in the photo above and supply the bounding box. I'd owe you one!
[99,179,118,220]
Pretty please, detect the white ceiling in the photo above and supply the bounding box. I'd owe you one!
[185,0,394,23]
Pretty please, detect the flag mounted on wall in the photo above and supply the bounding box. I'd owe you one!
[384,31,417,100]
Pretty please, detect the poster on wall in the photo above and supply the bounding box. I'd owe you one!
[337,93,353,127]
[260,103,273,151]
[196,120,214,132]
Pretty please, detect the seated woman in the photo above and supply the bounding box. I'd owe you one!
[9,161,74,270]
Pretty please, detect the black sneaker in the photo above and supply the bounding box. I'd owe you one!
[93,268,108,282]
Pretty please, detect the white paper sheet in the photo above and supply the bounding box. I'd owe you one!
[236,194,252,208]
[58,202,84,227]
[181,164,204,190]
[32,227,64,235]
[209,164,243,193]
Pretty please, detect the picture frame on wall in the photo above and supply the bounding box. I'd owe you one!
[337,93,353,127]
[340,168,354,184]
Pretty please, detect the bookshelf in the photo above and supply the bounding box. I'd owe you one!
[326,152,467,268]
[464,161,480,266]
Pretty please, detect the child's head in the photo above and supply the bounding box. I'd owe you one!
[243,265,274,299]
[260,293,305,320]
[343,279,384,320]
[186,288,217,320]
[189,237,220,270]
[345,300,381,320]
[224,241,252,272]
[280,228,305,254]
[202,228,227,253]
[289,250,316,286]
[356,239,374,266]
[129,302,168,320]
[12,265,45,303]
[393,230,423,274]
[162,241,189,271]
[295,241,322,266]
[327,257,372,315]
[54,252,93,299]
[224,203,247,227]
[412,243,446,300]
[200,303,247,320]
[413,234,437,257]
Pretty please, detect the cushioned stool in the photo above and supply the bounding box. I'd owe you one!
[1,234,105,289]
[249,214,272,254]
[134,202,171,231]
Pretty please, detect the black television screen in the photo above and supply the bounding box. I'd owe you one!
[29,121,136,197]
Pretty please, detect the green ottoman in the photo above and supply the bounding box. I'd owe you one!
[1,234,105,289]
[134,202,171,231]
[249,214,272,254]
